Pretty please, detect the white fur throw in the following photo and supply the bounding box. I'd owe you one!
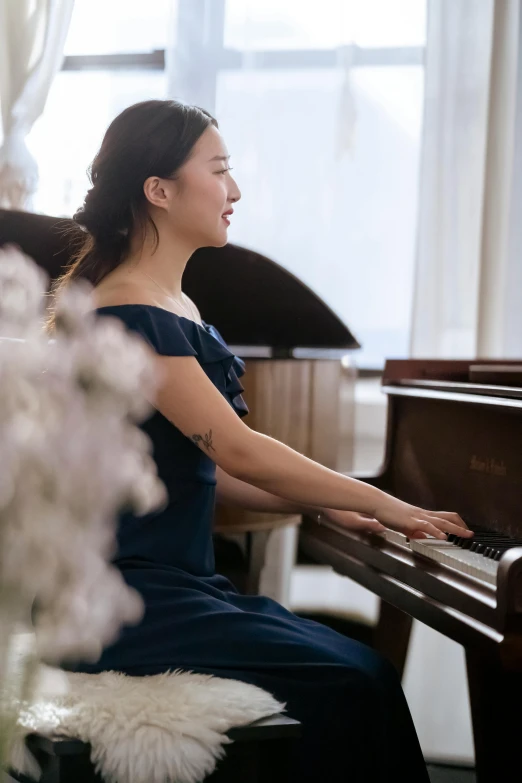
[10,665,285,783]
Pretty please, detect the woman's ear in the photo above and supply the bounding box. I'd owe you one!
[143,176,172,210]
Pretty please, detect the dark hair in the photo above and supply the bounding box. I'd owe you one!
[47,100,216,329]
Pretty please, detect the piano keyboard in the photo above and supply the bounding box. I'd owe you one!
[381,528,522,587]
[409,539,498,585]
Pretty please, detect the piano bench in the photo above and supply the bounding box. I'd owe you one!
[7,714,301,783]
[214,515,301,595]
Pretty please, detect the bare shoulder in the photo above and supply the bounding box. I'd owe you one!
[183,293,201,320]
[92,278,203,325]
[92,280,157,309]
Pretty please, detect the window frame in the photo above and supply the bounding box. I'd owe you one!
[61,0,426,115]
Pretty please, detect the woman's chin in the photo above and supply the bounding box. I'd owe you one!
[194,225,229,249]
[208,229,229,248]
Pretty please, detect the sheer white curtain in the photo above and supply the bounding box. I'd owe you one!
[0,0,74,210]
[167,0,427,369]
[410,0,522,358]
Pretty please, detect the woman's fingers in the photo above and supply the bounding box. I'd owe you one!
[373,499,471,541]
[432,511,469,529]
[409,531,431,539]
[363,519,387,533]
[412,519,447,539]
[424,514,473,537]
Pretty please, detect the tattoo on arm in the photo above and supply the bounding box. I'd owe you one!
[192,430,215,452]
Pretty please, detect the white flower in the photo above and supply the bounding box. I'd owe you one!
[0,246,167,665]
[0,246,48,337]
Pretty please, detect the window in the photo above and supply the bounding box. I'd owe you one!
[29,71,166,217]
[31,0,427,367]
[64,0,172,55]
[28,0,170,217]
[224,0,426,50]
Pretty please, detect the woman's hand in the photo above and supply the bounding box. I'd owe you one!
[321,508,387,534]
[321,499,472,541]
[372,496,472,540]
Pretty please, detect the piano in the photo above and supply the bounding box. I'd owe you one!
[300,359,522,783]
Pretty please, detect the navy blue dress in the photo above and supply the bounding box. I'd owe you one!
[80,304,428,782]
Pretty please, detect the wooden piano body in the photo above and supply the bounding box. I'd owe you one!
[301,359,522,783]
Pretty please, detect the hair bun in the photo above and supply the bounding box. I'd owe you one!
[72,205,91,232]
[73,187,128,247]
[73,187,102,234]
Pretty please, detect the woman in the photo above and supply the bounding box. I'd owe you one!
[50,100,471,782]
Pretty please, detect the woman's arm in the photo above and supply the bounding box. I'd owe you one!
[216,467,388,534]
[216,467,307,513]
[152,354,472,540]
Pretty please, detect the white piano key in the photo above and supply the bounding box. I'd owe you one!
[409,539,498,586]
[383,530,412,548]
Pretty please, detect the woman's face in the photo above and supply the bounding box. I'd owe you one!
[160,125,241,249]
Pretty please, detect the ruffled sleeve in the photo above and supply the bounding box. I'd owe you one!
[95,305,197,357]
[200,323,249,418]
[94,305,249,418]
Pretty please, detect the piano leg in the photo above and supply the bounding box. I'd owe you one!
[373,600,413,680]
[466,649,522,782]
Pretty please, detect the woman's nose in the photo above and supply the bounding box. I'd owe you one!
[229,178,241,203]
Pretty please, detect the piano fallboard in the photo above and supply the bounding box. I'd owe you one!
[300,359,522,670]
[300,518,522,660]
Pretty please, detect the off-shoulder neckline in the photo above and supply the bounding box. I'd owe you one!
[93,302,236,360]
[94,303,248,415]
[94,302,207,330]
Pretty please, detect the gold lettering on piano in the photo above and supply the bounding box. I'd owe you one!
[469,455,507,476]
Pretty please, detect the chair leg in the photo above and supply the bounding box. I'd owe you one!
[244,531,271,595]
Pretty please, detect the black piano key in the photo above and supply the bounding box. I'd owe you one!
[448,524,522,561]
[472,536,513,543]
[482,543,522,561]
[496,544,522,553]
[490,543,522,549]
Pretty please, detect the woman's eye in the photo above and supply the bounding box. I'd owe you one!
[216,167,233,175]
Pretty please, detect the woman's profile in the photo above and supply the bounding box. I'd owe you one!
[49,99,472,782]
